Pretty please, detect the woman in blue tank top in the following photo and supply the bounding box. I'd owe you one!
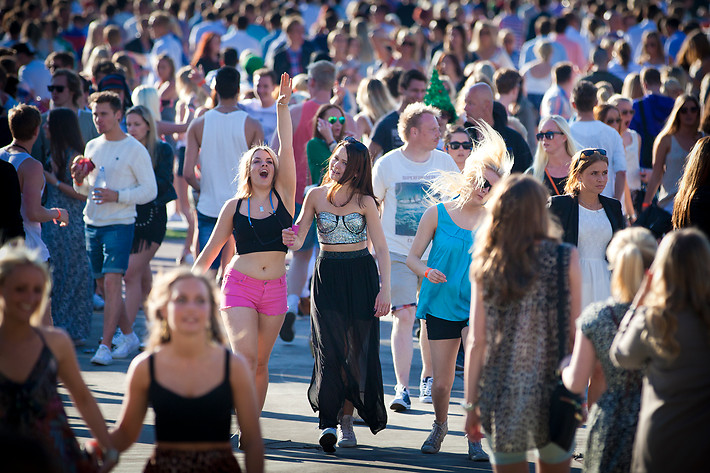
[406,122,512,459]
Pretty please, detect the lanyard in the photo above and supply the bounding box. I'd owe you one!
[545,168,562,196]
[247,189,275,227]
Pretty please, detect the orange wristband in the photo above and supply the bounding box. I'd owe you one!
[53,208,61,224]
[424,268,431,278]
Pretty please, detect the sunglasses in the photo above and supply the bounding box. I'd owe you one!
[342,135,368,151]
[481,178,492,191]
[327,116,345,124]
[580,148,607,157]
[621,109,634,116]
[679,106,699,115]
[605,118,621,125]
[536,131,564,141]
[401,41,415,47]
[48,85,66,93]
[448,141,473,150]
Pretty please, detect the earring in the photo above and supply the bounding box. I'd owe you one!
[160,319,170,340]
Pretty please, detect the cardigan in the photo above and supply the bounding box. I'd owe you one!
[549,194,625,247]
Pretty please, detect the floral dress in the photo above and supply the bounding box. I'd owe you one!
[41,153,93,341]
[579,300,642,473]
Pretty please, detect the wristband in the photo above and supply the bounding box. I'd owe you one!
[424,268,431,278]
[642,202,651,209]
[54,180,61,189]
[53,208,61,224]
[461,401,478,412]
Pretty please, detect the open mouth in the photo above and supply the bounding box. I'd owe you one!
[259,169,269,178]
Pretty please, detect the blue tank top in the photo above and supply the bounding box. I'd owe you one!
[416,203,475,322]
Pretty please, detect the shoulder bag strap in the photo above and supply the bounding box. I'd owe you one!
[556,244,567,363]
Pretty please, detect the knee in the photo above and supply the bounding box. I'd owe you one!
[431,379,452,397]
[393,309,416,328]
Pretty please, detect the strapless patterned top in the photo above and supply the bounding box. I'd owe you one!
[316,211,367,244]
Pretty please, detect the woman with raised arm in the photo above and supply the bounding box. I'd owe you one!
[282,137,390,454]
[192,73,296,414]
[108,269,264,473]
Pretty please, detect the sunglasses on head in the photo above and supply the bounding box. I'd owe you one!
[679,106,699,115]
[342,135,368,151]
[580,148,607,158]
[327,116,345,124]
[448,141,473,150]
[536,131,564,141]
[48,85,65,93]
[606,118,621,125]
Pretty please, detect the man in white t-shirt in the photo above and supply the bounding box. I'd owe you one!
[71,92,157,366]
[372,103,459,412]
[241,68,278,145]
[569,80,626,200]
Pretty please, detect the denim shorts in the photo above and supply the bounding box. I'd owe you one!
[390,252,421,310]
[220,268,288,315]
[85,223,135,278]
[196,211,221,270]
[484,434,575,466]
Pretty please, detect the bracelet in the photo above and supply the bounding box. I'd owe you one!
[424,268,431,278]
[53,208,61,224]
[461,401,478,412]
[642,202,651,209]
[54,180,61,189]
[277,102,289,107]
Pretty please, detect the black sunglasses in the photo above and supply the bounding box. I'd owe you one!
[481,178,492,191]
[580,148,607,157]
[448,141,473,150]
[679,106,699,114]
[48,85,65,93]
[327,116,345,124]
[605,118,621,125]
[536,131,564,141]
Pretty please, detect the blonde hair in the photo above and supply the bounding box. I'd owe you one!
[125,105,158,167]
[356,77,396,124]
[470,21,497,52]
[532,115,579,182]
[428,121,512,208]
[131,85,161,124]
[176,65,208,106]
[234,146,280,199]
[606,228,657,303]
[0,240,51,327]
[642,229,710,359]
[397,103,440,142]
[658,94,701,138]
[145,268,225,351]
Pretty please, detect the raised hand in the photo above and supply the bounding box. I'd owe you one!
[278,72,292,105]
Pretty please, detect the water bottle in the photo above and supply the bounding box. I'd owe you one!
[93,166,107,204]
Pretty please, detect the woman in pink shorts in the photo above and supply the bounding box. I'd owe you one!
[193,73,295,413]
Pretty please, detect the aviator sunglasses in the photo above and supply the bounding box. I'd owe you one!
[448,141,473,150]
[536,131,564,141]
[327,116,346,124]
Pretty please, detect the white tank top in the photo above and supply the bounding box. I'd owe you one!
[196,108,249,218]
[0,149,50,261]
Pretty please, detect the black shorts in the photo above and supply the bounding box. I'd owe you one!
[131,204,167,253]
[425,313,468,340]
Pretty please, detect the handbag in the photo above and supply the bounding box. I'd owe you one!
[548,244,583,452]
[633,203,672,239]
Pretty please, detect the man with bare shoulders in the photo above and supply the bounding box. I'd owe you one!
[184,66,264,271]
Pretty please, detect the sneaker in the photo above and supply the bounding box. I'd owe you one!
[112,332,140,359]
[111,328,124,348]
[319,427,337,453]
[421,421,448,454]
[419,376,433,403]
[91,344,113,365]
[337,415,357,448]
[467,440,489,461]
[389,384,411,412]
[92,293,104,311]
[280,295,299,342]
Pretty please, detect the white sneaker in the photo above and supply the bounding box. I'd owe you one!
[111,328,124,347]
[92,293,104,311]
[419,376,433,403]
[112,332,140,359]
[337,415,357,448]
[319,427,337,453]
[389,384,411,412]
[91,344,113,365]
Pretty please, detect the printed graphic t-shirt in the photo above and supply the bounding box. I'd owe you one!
[372,148,459,258]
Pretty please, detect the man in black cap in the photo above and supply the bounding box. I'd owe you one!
[14,42,52,106]
[97,73,133,112]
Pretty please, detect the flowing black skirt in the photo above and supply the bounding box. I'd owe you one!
[308,249,387,434]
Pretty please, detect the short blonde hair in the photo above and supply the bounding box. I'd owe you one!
[606,227,657,303]
[397,103,440,142]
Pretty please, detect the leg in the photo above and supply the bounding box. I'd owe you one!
[537,459,572,473]
[419,320,432,388]
[102,272,125,347]
[254,312,287,411]
[123,244,158,327]
[391,305,416,388]
[492,463,529,473]
[428,338,462,424]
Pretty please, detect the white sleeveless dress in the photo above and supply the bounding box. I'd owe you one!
[578,205,612,311]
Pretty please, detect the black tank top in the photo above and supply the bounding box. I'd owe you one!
[148,349,233,443]
[232,189,292,254]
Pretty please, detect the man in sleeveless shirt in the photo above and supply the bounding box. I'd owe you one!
[271,60,358,340]
[184,66,264,271]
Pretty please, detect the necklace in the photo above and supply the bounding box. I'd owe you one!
[247,189,275,226]
[8,142,30,154]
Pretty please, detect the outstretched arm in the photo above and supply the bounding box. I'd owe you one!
[192,199,238,274]
[282,187,317,251]
[275,73,296,212]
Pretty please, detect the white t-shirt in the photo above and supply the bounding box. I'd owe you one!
[241,99,277,145]
[569,120,627,199]
[372,148,459,258]
[19,59,52,101]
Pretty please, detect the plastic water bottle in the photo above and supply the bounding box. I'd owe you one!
[93,166,107,204]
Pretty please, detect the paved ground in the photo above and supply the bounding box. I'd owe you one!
[61,232,586,472]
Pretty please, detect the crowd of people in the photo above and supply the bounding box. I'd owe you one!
[1,0,710,472]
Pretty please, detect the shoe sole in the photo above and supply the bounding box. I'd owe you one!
[337,439,356,448]
[389,401,410,412]
[319,432,337,453]
[90,358,112,366]
[279,312,296,342]
[421,447,440,454]
[419,396,432,403]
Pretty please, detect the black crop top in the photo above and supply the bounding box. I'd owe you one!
[232,189,292,254]
[148,350,233,443]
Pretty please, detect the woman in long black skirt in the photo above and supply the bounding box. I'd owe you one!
[283,137,390,453]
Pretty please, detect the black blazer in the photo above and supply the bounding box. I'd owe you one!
[549,194,625,247]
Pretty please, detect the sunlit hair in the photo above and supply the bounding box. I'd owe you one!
[398,103,440,142]
[312,103,346,143]
[673,137,710,229]
[472,175,562,304]
[0,240,51,326]
[470,20,497,52]
[642,229,710,360]
[145,268,225,351]
[176,65,208,106]
[622,73,643,100]
[356,77,395,125]
[131,85,161,124]
[428,121,512,209]
[321,137,377,208]
[125,105,158,167]
[155,53,176,82]
[638,31,666,65]
[607,94,632,109]
[606,228,657,303]
[532,115,578,182]
[658,94,701,137]
[191,31,219,67]
[564,149,609,195]
[234,146,280,199]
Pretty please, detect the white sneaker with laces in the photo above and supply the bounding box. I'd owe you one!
[419,376,433,403]
[91,344,113,365]
[112,332,140,359]
[111,328,124,347]
[337,415,357,448]
[319,427,337,453]
[92,293,105,311]
[389,384,411,412]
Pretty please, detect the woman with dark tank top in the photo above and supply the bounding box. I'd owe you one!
[108,269,263,472]
[282,137,391,453]
[192,73,296,415]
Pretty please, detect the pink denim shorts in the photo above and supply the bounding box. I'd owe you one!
[221,269,288,315]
